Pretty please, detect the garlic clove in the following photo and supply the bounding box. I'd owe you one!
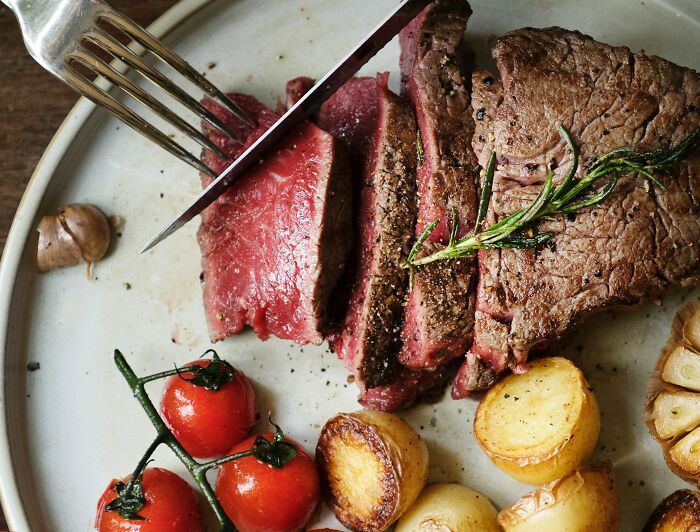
[37,204,112,273]
[652,391,700,440]
[59,204,111,263]
[684,310,700,351]
[37,214,83,272]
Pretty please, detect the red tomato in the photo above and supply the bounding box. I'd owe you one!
[95,467,203,532]
[161,359,256,458]
[216,433,321,532]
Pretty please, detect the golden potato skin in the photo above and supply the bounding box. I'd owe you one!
[316,411,429,531]
[497,464,620,532]
[643,490,700,531]
[474,357,600,484]
[395,483,500,532]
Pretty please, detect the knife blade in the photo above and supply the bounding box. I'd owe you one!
[140,0,432,253]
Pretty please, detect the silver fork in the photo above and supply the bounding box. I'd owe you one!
[2,0,254,177]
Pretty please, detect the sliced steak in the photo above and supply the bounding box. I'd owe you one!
[198,94,352,344]
[398,0,480,369]
[285,76,315,108]
[319,74,418,390]
[456,28,700,396]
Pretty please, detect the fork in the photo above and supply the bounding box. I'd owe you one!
[2,0,253,177]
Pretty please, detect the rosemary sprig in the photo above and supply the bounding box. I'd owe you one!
[403,125,700,268]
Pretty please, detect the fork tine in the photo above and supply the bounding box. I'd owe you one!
[70,49,230,160]
[97,11,256,127]
[83,30,243,142]
[63,65,217,178]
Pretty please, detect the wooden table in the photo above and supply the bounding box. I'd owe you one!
[0,2,178,528]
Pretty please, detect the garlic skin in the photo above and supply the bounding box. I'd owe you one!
[37,204,112,273]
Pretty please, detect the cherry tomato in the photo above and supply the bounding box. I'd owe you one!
[161,358,256,458]
[216,432,321,532]
[95,467,203,532]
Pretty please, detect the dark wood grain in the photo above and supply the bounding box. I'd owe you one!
[0,2,178,528]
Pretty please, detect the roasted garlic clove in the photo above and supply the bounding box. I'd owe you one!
[669,426,700,478]
[684,312,700,351]
[652,391,700,440]
[647,301,700,485]
[662,346,700,392]
[37,204,112,273]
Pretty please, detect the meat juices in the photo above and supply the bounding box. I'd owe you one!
[198,94,352,345]
[398,0,480,370]
[456,27,700,396]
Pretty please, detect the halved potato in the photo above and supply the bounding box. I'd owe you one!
[644,489,700,531]
[474,356,600,485]
[646,300,700,485]
[652,391,700,440]
[497,464,620,532]
[661,346,700,392]
[316,410,428,531]
[395,483,500,532]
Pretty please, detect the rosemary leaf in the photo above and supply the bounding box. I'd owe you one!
[448,207,459,247]
[402,125,700,269]
[405,219,439,267]
[475,153,496,231]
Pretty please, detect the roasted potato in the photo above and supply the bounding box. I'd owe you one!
[395,483,500,532]
[474,356,600,484]
[643,489,700,531]
[497,464,620,532]
[647,299,700,485]
[316,410,429,531]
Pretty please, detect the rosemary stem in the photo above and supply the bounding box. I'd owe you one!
[403,126,700,268]
[113,350,236,532]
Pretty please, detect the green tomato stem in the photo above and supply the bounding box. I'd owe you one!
[122,434,163,494]
[113,350,237,532]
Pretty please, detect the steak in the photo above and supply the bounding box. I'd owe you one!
[198,93,352,344]
[319,74,418,390]
[285,76,314,108]
[398,0,480,370]
[454,27,700,396]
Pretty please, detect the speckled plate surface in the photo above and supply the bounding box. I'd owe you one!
[0,0,698,530]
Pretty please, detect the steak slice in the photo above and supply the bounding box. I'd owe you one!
[319,74,418,390]
[398,0,480,370]
[455,27,700,396]
[198,94,352,344]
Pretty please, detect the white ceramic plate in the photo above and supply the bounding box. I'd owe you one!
[1,0,698,530]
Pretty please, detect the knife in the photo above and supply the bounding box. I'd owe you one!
[140,0,432,253]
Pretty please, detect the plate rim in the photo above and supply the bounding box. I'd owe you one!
[0,0,214,528]
[0,0,698,530]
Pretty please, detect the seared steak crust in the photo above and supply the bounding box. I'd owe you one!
[459,28,700,395]
[398,0,479,369]
[322,75,419,389]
